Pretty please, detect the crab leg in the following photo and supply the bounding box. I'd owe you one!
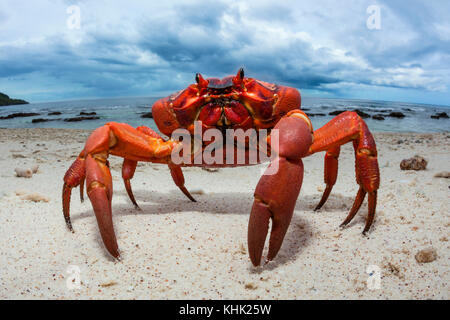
[122,157,195,208]
[63,151,86,231]
[122,158,139,208]
[314,146,340,211]
[120,125,195,208]
[308,111,380,234]
[168,163,196,202]
[79,177,85,202]
[248,112,313,266]
[63,122,177,259]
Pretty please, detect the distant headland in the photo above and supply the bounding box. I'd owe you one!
[0,92,29,106]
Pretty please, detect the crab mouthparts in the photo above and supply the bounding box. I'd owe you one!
[197,99,250,127]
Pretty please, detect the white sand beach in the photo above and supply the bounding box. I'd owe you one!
[0,128,448,299]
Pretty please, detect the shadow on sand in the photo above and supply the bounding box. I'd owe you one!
[69,188,356,267]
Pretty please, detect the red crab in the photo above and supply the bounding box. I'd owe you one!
[63,68,380,266]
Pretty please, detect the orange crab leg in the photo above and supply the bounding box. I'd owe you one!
[79,177,85,202]
[63,151,86,231]
[122,158,139,208]
[308,111,380,234]
[340,187,366,227]
[63,122,177,259]
[314,146,340,211]
[248,112,313,266]
[136,125,195,202]
[168,163,196,202]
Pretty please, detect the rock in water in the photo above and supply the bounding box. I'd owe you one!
[0,112,39,120]
[32,118,59,123]
[352,109,370,118]
[141,112,153,118]
[329,110,345,116]
[64,116,100,122]
[388,112,406,118]
[305,113,326,117]
[430,112,449,119]
[372,114,385,120]
[400,155,428,171]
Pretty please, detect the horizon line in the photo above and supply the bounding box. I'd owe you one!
[12,94,450,109]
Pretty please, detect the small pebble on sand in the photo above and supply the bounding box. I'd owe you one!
[400,155,428,171]
[190,189,205,195]
[14,165,38,178]
[99,281,118,288]
[434,172,450,179]
[16,191,50,203]
[202,167,220,172]
[31,165,39,173]
[415,248,437,263]
[245,282,257,290]
[15,168,33,178]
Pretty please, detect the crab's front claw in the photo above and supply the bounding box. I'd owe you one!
[85,154,120,259]
[248,157,305,266]
[63,122,183,260]
[248,114,312,266]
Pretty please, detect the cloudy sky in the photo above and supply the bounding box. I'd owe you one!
[0,0,449,105]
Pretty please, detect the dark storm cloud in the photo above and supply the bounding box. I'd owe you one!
[0,0,449,104]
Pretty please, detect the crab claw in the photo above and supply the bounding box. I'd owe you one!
[85,154,120,259]
[248,114,312,266]
[248,157,304,266]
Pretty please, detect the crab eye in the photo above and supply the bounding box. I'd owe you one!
[233,68,245,87]
[195,73,208,88]
[238,67,244,80]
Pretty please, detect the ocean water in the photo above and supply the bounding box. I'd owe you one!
[0,96,448,133]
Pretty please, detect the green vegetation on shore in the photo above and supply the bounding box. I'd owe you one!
[0,92,29,106]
